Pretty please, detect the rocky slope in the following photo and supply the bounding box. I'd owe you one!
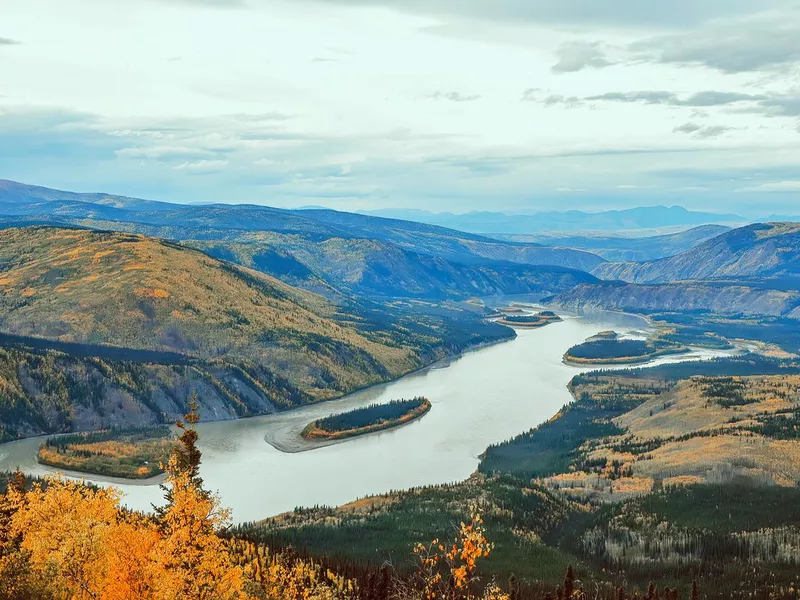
[593,223,800,283]
[191,237,598,301]
[554,281,800,319]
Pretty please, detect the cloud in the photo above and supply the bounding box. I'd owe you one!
[551,41,613,73]
[739,180,800,192]
[673,122,734,139]
[629,11,800,73]
[0,37,20,45]
[752,95,800,117]
[584,90,767,107]
[673,122,703,135]
[427,91,481,102]
[172,159,229,172]
[542,94,584,108]
[153,0,246,6]
[306,0,777,28]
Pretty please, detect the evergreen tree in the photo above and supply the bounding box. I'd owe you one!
[508,574,520,600]
[564,565,575,598]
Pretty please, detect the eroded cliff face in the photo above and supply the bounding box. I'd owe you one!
[554,282,800,319]
[0,347,293,443]
[593,223,800,284]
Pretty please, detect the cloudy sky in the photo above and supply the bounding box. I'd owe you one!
[1,0,799,215]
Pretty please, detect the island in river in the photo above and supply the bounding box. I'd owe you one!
[301,397,432,441]
[37,426,177,479]
[563,330,690,365]
[495,310,563,329]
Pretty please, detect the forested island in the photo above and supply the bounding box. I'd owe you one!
[301,397,432,441]
[37,426,177,479]
[563,331,689,365]
[495,310,563,329]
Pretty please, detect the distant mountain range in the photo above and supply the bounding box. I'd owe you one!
[362,206,749,234]
[556,223,800,319]
[495,225,731,262]
[0,180,603,301]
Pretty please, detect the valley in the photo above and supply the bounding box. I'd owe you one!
[1,181,799,599]
[0,308,735,520]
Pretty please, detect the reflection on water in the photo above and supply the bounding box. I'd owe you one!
[0,310,734,522]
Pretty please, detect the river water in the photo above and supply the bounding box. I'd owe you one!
[0,310,734,522]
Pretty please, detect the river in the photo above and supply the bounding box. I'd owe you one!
[0,310,735,522]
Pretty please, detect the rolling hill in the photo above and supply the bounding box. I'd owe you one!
[499,224,732,261]
[189,236,598,300]
[363,205,745,234]
[593,223,800,283]
[0,180,605,275]
[0,226,513,441]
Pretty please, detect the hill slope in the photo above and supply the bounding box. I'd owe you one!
[554,281,800,319]
[363,205,744,234]
[0,181,605,275]
[503,224,731,262]
[593,223,800,283]
[190,236,598,300]
[0,227,512,436]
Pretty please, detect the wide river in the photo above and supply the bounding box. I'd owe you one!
[0,310,734,522]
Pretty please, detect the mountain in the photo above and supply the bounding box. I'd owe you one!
[0,226,513,441]
[0,181,606,299]
[497,224,732,261]
[0,179,174,212]
[593,223,800,283]
[190,236,598,300]
[363,206,745,234]
[554,281,800,319]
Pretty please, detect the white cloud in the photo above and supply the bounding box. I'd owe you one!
[739,180,800,192]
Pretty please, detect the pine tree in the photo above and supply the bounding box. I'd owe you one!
[150,393,246,600]
[564,565,575,598]
[508,574,520,600]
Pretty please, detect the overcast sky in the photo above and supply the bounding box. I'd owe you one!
[1,0,799,215]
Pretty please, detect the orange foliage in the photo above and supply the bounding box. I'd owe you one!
[407,509,506,600]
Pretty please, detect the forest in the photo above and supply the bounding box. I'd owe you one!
[563,339,688,365]
[37,426,177,479]
[303,397,432,440]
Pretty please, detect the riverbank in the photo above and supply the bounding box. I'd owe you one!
[3,309,730,522]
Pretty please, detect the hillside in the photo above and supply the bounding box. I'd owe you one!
[553,281,800,319]
[0,180,605,275]
[502,224,731,261]
[363,206,744,234]
[190,237,598,300]
[0,226,513,440]
[593,222,800,283]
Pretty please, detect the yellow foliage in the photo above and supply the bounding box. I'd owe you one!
[406,509,505,600]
